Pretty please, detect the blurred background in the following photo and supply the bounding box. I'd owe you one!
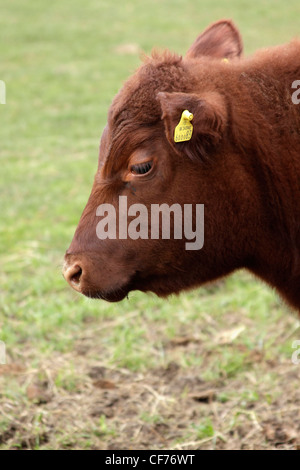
[1,0,300,450]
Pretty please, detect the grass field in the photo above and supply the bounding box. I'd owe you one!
[1,0,300,450]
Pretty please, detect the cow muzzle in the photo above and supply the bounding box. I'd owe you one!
[62,251,136,302]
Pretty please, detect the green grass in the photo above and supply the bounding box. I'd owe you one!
[193,418,214,440]
[1,0,300,450]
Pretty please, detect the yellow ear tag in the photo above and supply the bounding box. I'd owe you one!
[174,110,193,143]
[222,58,229,63]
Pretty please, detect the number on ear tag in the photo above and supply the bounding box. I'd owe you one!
[174,110,193,143]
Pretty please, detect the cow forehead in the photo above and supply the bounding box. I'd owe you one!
[108,52,188,128]
[102,52,214,174]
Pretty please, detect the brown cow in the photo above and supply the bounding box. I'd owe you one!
[63,20,300,311]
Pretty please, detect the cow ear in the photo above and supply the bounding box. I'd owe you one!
[186,19,243,60]
[157,91,227,161]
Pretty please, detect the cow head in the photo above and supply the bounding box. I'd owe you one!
[63,20,246,302]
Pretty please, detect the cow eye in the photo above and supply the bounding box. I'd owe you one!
[130,161,153,175]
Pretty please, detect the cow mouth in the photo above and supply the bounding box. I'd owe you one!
[80,271,150,302]
[81,287,129,302]
[80,270,180,303]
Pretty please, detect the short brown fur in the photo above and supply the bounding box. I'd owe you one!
[64,20,300,311]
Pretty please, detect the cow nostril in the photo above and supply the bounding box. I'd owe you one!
[71,265,82,286]
[64,264,83,291]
